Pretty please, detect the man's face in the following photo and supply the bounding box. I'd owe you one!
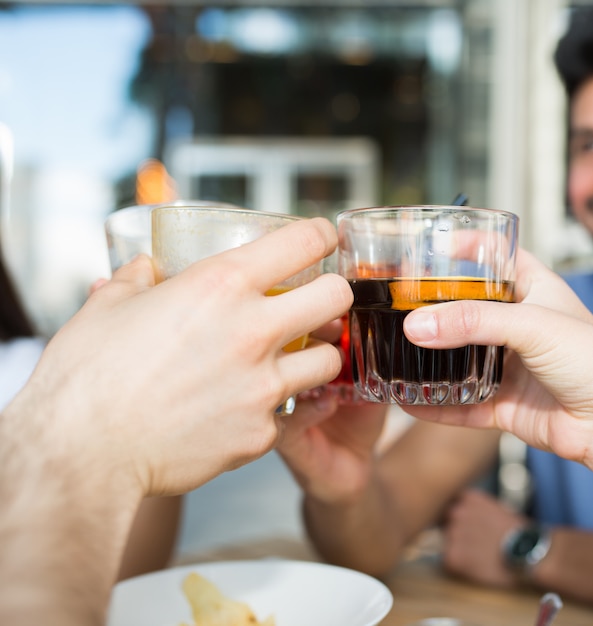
[569,75,593,236]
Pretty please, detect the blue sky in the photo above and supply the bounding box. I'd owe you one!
[0,4,153,180]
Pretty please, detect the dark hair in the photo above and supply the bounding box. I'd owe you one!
[0,244,35,341]
[554,7,593,99]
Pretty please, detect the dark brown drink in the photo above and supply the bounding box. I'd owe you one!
[349,277,515,405]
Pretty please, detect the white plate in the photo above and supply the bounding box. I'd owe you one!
[107,558,393,626]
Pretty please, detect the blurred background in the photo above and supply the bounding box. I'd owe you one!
[0,0,589,560]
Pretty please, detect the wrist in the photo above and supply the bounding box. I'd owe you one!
[5,372,144,501]
[0,391,144,625]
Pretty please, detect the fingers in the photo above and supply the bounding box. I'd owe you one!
[87,255,156,307]
[450,227,516,269]
[88,254,156,301]
[404,299,537,348]
[403,299,593,372]
[403,299,504,347]
[403,247,593,354]
[401,402,494,429]
[202,217,338,294]
[89,278,109,295]
[513,247,544,301]
[111,254,156,289]
[268,273,353,350]
[310,318,344,344]
[292,389,340,428]
[103,255,156,295]
[277,337,343,397]
[279,390,340,446]
[515,249,593,321]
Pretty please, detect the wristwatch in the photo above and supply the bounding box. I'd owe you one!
[502,524,552,573]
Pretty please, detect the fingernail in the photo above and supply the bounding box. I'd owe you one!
[405,310,437,341]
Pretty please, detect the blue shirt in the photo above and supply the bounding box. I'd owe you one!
[526,271,593,529]
[0,337,45,411]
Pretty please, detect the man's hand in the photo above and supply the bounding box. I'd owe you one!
[401,249,593,470]
[0,217,353,626]
[442,489,527,588]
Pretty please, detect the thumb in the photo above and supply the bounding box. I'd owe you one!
[111,254,156,290]
[403,299,593,369]
[85,255,157,309]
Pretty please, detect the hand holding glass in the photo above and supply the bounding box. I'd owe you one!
[337,205,518,405]
[151,205,324,415]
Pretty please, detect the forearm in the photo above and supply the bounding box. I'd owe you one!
[302,470,408,578]
[118,495,182,581]
[0,399,143,626]
[529,528,593,605]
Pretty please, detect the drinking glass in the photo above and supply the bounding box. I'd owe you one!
[151,204,324,416]
[337,205,518,406]
[308,253,365,405]
[104,200,241,271]
[105,204,153,271]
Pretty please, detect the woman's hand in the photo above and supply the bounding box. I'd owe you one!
[279,392,388,504]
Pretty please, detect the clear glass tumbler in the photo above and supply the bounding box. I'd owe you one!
[104,200,242,271]
[337,205,518,406]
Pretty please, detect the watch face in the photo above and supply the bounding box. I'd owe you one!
[503,524,553,572]
[509,527,541,560]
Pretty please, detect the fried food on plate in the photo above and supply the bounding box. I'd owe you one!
[180,572,275,626]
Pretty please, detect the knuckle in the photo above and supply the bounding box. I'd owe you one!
[317,274,353,312]
[451,301,481,337]
[295,218,334,261]
[212,261,241,292]
[255,370,288,409]
[192,258,244,300]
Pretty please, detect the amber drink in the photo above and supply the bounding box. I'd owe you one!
[338,206,519,406]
